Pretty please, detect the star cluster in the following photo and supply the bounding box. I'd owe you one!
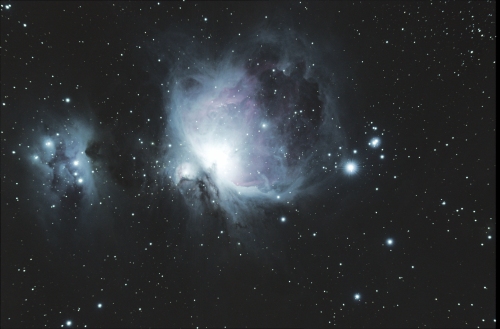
[1,2,495,328]
[162,27,369,232]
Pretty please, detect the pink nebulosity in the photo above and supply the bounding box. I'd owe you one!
[179,72,284,190]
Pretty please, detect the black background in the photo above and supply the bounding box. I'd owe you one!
[1,1,495,327]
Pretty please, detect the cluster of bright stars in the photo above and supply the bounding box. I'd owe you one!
[73,161,83,184]
[369,137,380,148]
[34,137,85,184]
[333,137,383,176]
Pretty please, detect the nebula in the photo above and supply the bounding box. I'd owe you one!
[19,112,125,243]
[162,28,348,229]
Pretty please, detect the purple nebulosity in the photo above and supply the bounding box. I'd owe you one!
[163,29,345,229]
[172,62,322,190]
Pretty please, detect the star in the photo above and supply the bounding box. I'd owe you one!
[369,137,380,148]
[345,162,357,174]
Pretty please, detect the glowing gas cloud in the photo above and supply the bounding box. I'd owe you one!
[162,27,348,228]
[22,114,122,241]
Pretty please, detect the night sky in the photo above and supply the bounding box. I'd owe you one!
[1,1,496,328]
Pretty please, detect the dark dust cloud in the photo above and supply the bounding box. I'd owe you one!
[161,25,349,246]
[1,2,495,328]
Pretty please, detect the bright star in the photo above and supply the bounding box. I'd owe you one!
[354,293,361,300]
[369,138,380,148]
[345,162,357,174]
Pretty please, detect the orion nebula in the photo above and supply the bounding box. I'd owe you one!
[4,3,493,327]
[163,29,348,232]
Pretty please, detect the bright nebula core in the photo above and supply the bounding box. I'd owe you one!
[21,26,357,247]
[162,29,347,229]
